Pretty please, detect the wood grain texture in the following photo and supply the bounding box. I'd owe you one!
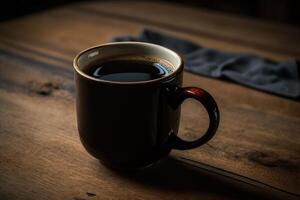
[0,1,299,200]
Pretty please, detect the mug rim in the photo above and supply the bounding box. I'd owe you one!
[73,42,184,85]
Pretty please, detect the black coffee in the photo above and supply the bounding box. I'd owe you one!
[84,59,172,82]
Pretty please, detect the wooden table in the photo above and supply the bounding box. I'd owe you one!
[0,1,299,200]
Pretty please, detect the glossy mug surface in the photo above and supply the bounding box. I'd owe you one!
[73,42,220,170]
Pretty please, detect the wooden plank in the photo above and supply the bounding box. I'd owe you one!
[0,1,299,199]
[76,1,300,58]
[0,5,296,61]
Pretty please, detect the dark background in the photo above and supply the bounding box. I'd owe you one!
[0,0,299,26]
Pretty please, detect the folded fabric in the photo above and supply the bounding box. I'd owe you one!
[112,29,300,99]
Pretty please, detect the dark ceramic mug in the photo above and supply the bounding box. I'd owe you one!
[73,42,220,170]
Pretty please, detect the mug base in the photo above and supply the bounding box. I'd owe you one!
[99,159,156,172]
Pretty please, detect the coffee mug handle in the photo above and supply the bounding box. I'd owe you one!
[168,87,220,150]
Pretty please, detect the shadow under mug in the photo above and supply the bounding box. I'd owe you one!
[73,42,220,170]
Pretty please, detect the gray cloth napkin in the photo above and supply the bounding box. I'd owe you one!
[113,29,300,99]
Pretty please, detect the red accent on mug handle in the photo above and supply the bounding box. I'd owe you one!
[168,87,220,150]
